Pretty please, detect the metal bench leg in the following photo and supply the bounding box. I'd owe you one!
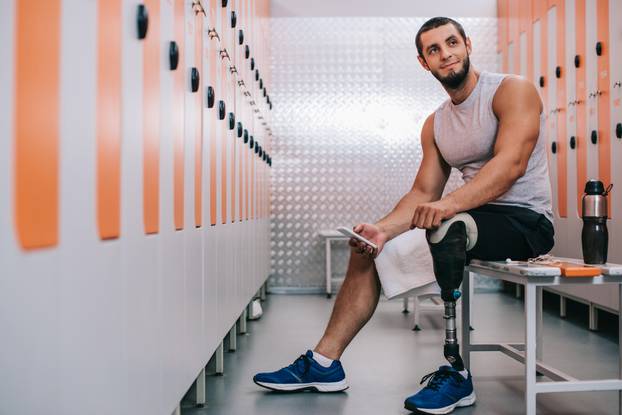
[525,284,537,415]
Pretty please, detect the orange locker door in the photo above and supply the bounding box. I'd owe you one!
[596,0,611,212]
[194,2,205,228]
[14,1,61,249]
[97,0,122,239]
[173,0,186,230]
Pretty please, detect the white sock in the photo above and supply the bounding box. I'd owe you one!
[312,351,334,368]
[459,369,469,379]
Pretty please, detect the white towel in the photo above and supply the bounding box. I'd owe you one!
[374,228,436,299]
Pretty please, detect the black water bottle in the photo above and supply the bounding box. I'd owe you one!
[581,180,612,264]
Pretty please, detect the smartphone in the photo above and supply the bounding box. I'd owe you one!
[336,226,378,250]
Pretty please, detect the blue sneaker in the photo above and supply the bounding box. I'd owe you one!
[404,366,476,414]
[253,350,348,392]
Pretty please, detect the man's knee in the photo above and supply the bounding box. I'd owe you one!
[426,213,478,301]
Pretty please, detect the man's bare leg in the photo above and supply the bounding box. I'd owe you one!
[314,250,381,360]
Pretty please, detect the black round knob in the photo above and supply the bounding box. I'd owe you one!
[255,69,259,81]
[238,29,244,45]
[569,136,576,149]
[249,136,254,148]
[237,122,243,137]
[263,87,267,97]
[596,41,602,56]
[169,41,179,70]
[555,66,561,78]
[574,55,581,68]
[591,130,598,144]
[191,67,200,92]
[245,45,250,59]
[262,152,266,162]
[616,123,622,139]
[268,157,272,167]
[218,100,226,120]
[207,86,215,108]
[222,0,228,7]
[243,129,249,143]
[259,78,263,89]
[551,141,557,154]
[255,143,259,154]
[269,102,273,110]
[228,112,235,130]
[137,4,149,39]
[231,11,237,28]
[250,58,255,71]
[539,76,545,88]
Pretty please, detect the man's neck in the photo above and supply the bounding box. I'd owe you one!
[445,69,480,105]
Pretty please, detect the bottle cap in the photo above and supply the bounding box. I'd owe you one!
[584,179,605,195]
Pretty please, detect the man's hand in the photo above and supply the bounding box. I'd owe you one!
[349,223,388,260]
[410,198,457,230]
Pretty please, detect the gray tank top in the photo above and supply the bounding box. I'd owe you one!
[433,71,553,223]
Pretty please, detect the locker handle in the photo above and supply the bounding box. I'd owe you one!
[555,66,561,79]
[239,29,244,45]
[228,112,235,130]
[551,141,557,154]
[255,143,260,154]
[262,152,266,162]
[191,68,200,92]
[263,88,267,97]
[596,41,602,56]
[574,55,581,68]
[591,130,598,144]
[250,136,254,148]
[539,76,545,88]
[255,69,260,81]
[259,78,263,89]
[231,11,237,28]
[269,102,273,111]
[237,122,243,138]
[137,4,149,40]
[250,58,255,71]
[569,136,576,149]
[218,100,226,120]
[266,94,270,104]
[207,86,215,108]
[222,0,228,7]
[244,129,249,143]
[616,123,622,139]
[169,41,179,70]
[245,45,250,59]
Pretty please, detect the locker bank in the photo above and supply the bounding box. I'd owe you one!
[2,0,622,414]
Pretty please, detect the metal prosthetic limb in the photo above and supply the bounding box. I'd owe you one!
[427,218,474,371]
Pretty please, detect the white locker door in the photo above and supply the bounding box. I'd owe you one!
[609,0,622,264]
[585,0,600,181]
[565,0,582,258]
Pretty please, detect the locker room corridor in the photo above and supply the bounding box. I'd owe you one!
[181,291,620,415]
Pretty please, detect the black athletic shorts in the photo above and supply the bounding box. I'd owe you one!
[465,204,555,263]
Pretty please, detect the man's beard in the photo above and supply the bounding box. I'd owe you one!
[432,55,470,89]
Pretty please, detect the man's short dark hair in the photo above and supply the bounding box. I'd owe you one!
[415,17,467,57]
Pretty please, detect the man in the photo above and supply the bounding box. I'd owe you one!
[253,17,554,414]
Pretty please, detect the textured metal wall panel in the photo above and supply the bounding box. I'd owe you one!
[270,17,500,290]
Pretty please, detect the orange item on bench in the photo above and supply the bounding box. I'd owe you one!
[545,262,602,277]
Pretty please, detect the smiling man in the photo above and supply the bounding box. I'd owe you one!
[253,17,554,414]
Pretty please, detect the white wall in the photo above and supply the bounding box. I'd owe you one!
[270,0,497,18]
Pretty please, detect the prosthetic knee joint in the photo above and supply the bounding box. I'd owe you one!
[426,214,477,371]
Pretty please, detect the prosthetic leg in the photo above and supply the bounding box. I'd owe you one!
[426,214,478,371]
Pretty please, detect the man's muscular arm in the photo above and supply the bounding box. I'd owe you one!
[410,76,543,229]
[375,114,451,240]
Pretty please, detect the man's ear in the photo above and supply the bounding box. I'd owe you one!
[465,37,472,55]
[417,55,430,71]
